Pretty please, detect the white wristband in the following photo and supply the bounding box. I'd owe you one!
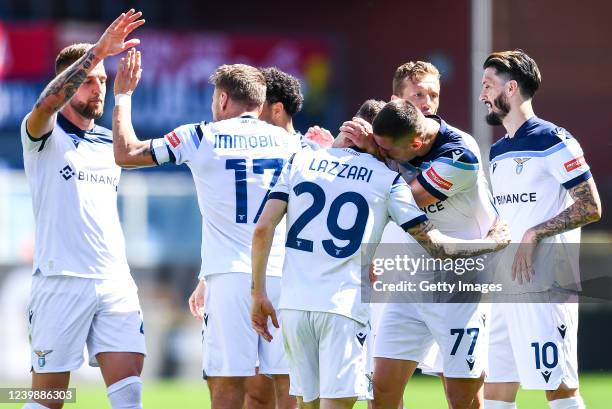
[115,93,132,108]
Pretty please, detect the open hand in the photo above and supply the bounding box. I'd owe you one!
[114,48,142,96]
[95,9,145,58]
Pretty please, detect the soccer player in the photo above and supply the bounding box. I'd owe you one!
[390,61,440,116]
[250,99,510,409]
[244,66,305,409]
[367,99,500,409]
[337,62,495,409]
[112,54,302,409]
[480,50,601,409]
[20,10,145,409]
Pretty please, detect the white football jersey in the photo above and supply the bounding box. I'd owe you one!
[21,113,130,279]
[489,116,591,293]
[152,114,302,278]
[270,148,427,324]
[392,117,497,240]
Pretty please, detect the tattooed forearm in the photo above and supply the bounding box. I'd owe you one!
[530,179,602,242]
[408,220,508,259]
[34,49,98,114]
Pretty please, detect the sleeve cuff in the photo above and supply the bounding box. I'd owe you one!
[562,171,592,189]
[25,122,52,143]
[400,214,428,231]
[417,173,448,201]
[268,192,289,202]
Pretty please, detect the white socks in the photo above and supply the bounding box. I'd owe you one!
[107,376,143,409]
[484,400,517,409]
[548,396,586,409]
[484,396,585,409]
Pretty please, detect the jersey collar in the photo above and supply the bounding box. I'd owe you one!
[506,116,539,139]
[57,112,88,139]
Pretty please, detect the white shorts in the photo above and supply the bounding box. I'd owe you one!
[374,302,489,378]
[281,310,372,403]
[417,342,443,376]
[28,272,146,373]
[487,300,579,390]
[201,273,288,378]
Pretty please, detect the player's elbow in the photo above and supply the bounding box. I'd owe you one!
[589,205,602,223]
[114,151,131,167]
[253,221,275,243]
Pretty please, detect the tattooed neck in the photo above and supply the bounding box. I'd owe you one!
[35,49,99,114]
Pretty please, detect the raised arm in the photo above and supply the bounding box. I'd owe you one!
[27,9,144,138]
[250,198,287,342]
[112,48,156,167]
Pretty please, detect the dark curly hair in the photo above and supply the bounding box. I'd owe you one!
[260,67,304,116]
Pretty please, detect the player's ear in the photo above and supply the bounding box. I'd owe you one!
[219,91,229,111]
[272,102,284,117]
[410,137,423,150]
[507,80,519,97]
[390,95,399,101]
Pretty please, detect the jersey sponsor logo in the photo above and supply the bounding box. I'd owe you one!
[34,350,53,368]
[564,156,585,172]
[493,192,537,205]
[426,167,453,190]
[59,165,76,180]
[421,201,445,214]
[513,157,531,174]
[59,164,119,187]
[165,131,181,148]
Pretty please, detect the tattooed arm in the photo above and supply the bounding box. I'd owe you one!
[529,178,601,241]
[512,177,602,284]
[27,9,145,138]
[27,49,102,138]
[407,218,511,259]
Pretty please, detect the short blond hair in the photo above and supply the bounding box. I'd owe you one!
[392,61,440,96]
[209,64,266,108]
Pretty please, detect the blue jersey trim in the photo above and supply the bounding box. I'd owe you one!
[400,214,428,231]
[435,157,480,170]
[562,170,592,189]
[268,192,289,202]
[190,126,201,149]
[490,141,566,163]
[417,173,448,201]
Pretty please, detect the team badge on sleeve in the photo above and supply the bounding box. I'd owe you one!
[165,131,181,148]
[426,167,453,190]
[564,156,585,172]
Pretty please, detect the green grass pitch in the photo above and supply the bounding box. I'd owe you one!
[2,373,609,408]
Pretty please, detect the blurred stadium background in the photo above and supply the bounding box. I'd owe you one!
[0,0,611,407]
